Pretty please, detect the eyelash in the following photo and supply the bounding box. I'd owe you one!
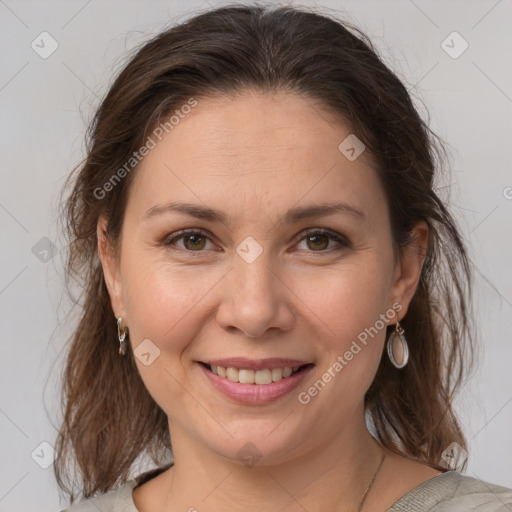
[160,228,351,254]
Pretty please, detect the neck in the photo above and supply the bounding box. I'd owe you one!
[160,409,386,512]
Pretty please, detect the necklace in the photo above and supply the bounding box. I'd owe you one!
[356,449,386,512]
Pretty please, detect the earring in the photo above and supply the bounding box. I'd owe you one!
[117,316,128,356]
[387,321,409,369]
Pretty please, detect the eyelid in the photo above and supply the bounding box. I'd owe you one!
[161,227,351,252]
[294,228,351,250]
[161,228,217,249]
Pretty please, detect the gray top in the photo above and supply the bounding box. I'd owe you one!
[60,469,512,512]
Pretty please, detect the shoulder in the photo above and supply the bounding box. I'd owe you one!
[57,463,173,512]
[58,479,138,512]
[388,470,512,512]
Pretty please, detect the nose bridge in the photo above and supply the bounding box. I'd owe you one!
[232,240,276,304]
[217,238,292,337]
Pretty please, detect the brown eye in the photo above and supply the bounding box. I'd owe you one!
[182,234,206,250]
[296,229,350,253]
[163,229,214,251]
[305,233,329,251]
[162,228,349,254]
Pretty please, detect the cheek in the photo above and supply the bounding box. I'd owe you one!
[121,251,216,350]
[120,257,211,411]
[295,259,391,334]
[122,244,393,346]
[294,258,392,397]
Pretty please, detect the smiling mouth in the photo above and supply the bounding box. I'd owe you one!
[199,362,314,385]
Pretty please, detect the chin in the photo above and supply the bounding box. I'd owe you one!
[206,426,307,468]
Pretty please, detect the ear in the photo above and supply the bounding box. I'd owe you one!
[389,220,429,320]
[97,215,125,320]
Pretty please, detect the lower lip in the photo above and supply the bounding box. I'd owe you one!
[198,363,314,405]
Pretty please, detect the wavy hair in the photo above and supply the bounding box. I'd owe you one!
[54,3,475,504]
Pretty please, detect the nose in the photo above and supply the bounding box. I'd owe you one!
[215,250,295,339]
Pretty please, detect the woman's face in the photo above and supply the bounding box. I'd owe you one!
[99,91,426,465]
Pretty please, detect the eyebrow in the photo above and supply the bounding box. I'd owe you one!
[143,200,366,224]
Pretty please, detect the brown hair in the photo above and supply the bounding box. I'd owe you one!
[54,3,475,504]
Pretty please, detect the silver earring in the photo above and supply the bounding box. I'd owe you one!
[387,321,409,369]
[117,317,127,356]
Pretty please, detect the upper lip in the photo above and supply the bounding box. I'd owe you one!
[199,358,313,371]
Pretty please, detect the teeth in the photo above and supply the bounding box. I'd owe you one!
[271,368,283,381]
[226,367,239,382]
[208,364,304,384]
[255,369,272,385]
[239,369,255,384]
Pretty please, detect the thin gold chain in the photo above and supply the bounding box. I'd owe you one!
[357,449,386,512]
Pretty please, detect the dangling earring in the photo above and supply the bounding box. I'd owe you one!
[387,320,409,369]
[117,316,128,356]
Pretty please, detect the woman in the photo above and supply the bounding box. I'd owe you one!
[55,4,512,511]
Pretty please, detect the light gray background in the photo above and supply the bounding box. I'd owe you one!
[1,1,511,510]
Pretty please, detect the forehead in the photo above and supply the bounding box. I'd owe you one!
[147,91,360,163]
[127,91,383,225]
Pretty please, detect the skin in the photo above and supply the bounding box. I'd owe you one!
[98,91,440,512]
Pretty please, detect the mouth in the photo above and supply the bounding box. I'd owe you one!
[197,359,315,404]
[198,361,314,385]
